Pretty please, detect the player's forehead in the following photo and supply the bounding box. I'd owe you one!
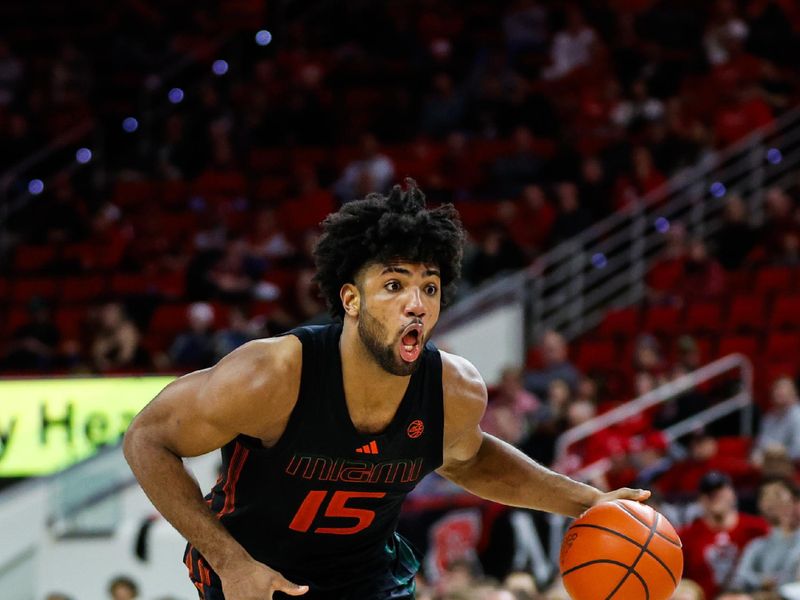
[360,260,441,280]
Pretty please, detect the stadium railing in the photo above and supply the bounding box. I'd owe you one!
[553,352,754,483]
[437,106,800,348]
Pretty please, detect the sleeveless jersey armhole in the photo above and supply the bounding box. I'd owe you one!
[235,328,317,453]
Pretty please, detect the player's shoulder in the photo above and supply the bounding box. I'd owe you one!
[439,350,488,412]
[209,335,302,400]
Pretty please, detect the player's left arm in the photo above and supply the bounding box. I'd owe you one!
[435,352,649,518]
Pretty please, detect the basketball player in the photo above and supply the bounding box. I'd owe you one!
[124,183,649,599]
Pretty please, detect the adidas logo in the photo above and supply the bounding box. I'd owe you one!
[355,440,379,455]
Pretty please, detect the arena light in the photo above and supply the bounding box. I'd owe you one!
[212,59,229,76]
[709,182,726,198]
[28,179,44,195]
[168,87,185,104]
[654,217,670,233]
[767,148,782,165]
[255,30,272,46]
[75,147,92,164]
[591,253,608,269]
[122,117,139,133]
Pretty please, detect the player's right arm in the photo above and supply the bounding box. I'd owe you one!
[123,336,308,599]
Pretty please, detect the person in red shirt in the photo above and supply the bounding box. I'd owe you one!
[679,471,770,600]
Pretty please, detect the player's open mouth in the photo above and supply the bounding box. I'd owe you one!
[399,323,423,363]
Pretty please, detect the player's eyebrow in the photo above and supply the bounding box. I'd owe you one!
[380,266,440,278]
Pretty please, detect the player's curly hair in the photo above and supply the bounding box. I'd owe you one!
[313,180,465,319]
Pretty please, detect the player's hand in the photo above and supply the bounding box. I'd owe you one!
[219,557,309,599]
[595,487,651,505]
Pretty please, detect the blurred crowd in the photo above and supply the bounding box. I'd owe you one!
[4,1,800,599]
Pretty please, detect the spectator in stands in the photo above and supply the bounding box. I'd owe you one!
[759,445,798,485]
[334,133,395,201]
[4,297,61,371]
[577,156,613,221]
[213,306,256,362]
[490,126,543,197]
[613,146,667,211]
[208,239,255,302]
[759,187,799,262]
[420,72,467,137]
[0,38,23,108]
[679,470,770,600]
[610,80,665,132]
[247,208,294,266]
[683,238,726,300]
[549,182,593,244]
[464,223,527,287]
[514,184,557,253]
[90,302,142,373]
[502,0,550,57]
[730,478,800,594]
[713,195,759,270]
[632,334,667,375]
[656,433,755,498]
[672,579,706,600]
[704,0,750,66]
[542,5,598,80]
[481,366,540,446]
[108,575,139,599]
[647,221,687,305]
[524,330,580,397]
[524,377,572,465]
[752,377,800,464]
[168,302,217,371]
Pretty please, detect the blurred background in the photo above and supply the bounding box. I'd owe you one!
[1,0,800,598]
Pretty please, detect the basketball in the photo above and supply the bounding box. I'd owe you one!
[559,500,683,600]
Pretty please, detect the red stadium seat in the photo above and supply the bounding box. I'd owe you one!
[769,294,800,329]
[684,301,723,334]
[61,275,108,303]
[12,244,56,273]
[54,306,88,340]
[597,307,640,338]
[111,273,153,297]
[765,332,800,361]
[717,334,760,360]
[113,180,159,208]
[12,278,59,303]
[149,303,193,338]
[754,267,794,296]
[575,339,619,372]
[727,295,765,332]
[641,305,680,336]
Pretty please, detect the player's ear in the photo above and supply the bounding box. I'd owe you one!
[340,283,359,317]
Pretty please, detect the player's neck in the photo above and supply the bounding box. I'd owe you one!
[339,321,411,411]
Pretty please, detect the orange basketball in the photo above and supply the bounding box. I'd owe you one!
[559,500,683,600]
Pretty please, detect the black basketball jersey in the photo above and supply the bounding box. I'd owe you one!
[185,323,445,597]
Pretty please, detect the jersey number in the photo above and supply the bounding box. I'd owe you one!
[289,490,386,535]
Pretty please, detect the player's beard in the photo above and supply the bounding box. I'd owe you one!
[358,304,421,377]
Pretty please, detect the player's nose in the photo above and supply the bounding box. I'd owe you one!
[404,288,426,318]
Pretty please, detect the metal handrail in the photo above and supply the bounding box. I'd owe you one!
[438,104,800,344]
[554,353,753,467]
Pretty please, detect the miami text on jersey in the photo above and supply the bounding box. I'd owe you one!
[285,454,424,484]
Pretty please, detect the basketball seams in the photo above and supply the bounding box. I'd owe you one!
[562,558,638,577]
[603,510,659,600]
[562,559,650,600]
[569,524,677,585]
[614,500,682,547]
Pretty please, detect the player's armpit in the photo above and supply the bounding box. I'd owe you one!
[127,336,302,458]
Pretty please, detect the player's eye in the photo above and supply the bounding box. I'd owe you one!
[385,281,401,292]
[425,284,438,296]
